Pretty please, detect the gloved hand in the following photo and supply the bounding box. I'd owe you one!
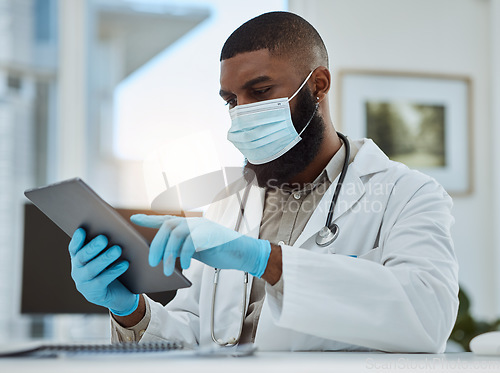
[68,228,139,316]
[130,214,272,278]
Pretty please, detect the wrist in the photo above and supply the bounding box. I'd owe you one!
[250,239,272,278]
[261,243,282,285]
[109,293,140,317]
[112,295,147,328]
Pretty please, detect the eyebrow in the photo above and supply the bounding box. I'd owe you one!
[219,75,273,98]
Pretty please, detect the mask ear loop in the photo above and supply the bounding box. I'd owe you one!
[288,70,315,102]
[288,69,318,139]
[297,101,319,138]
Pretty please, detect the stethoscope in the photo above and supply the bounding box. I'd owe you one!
[210,183,251,347]
[315,131,350,246]
[210,132,350,346]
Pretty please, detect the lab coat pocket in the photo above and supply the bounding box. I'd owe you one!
[357,247,382,263]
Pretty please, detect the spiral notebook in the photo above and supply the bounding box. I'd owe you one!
[0,341,256,358]
[0,341,184,358]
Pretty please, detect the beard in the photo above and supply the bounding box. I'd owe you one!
[243,86,325,188]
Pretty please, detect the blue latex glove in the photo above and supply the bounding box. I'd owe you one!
[130,214,272,278]
[68,228,139,316]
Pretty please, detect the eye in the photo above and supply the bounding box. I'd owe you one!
[253,87,271,95]
[225,97,237,108]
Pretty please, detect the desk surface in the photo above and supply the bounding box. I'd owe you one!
[1,352,500,373]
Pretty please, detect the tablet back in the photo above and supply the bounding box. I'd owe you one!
[24,178,191,294]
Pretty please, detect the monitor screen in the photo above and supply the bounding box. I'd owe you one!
[21,203,178,314]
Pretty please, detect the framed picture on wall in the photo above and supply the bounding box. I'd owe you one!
[337,70,472,195]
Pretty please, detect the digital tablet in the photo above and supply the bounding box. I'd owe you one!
[24,178,192,294]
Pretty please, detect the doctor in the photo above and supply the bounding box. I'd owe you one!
[68,11,458,352]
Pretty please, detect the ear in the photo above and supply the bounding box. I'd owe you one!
[311,66,331,102]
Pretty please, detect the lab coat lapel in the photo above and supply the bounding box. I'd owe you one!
[212,182,265,239]
[333,139,392,220]
[293,169,365,248]
[294,139,391,248]
[330,169,365,222]
[237,184,266,239]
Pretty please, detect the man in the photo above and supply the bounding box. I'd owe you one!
[68,12,458,352]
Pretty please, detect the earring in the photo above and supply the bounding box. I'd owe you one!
[316,97,320,101]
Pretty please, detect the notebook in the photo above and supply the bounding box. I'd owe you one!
[0,341,184,358]
[0,341,256,358]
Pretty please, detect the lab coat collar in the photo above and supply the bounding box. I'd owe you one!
[322,136,357,184]
[217,139,392,247]
[350,138,392,176]
[292,138,392,248]
[315,138,391,185]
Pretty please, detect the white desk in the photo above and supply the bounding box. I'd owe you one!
[1,352,500,373]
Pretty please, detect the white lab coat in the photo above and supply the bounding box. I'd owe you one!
[139,139,459,353]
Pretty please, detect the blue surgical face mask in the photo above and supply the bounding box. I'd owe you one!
[227,70,317,165]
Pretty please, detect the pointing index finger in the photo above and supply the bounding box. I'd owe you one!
[130,214,177,228]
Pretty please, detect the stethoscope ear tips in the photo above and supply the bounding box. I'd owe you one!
[315,224,339,247]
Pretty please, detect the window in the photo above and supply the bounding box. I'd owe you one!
[111,0,287,207]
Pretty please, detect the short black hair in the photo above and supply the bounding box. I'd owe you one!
[220,11,328,71]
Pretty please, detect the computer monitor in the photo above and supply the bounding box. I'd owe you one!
[21,203,179,314]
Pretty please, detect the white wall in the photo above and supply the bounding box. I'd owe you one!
[491,0,500,314]
[290,0,496,319]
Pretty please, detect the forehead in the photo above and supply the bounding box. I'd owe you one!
[220,49,296,89]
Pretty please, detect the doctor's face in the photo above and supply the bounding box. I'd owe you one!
[219,49,325,188]
[220,49,309,110]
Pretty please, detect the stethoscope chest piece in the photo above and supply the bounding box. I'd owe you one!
[315,224,339,247]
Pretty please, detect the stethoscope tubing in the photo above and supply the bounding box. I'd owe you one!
[210,182,252,347]
[210,132,350,346]
[325,132,350,228]
[315,132,350,247]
